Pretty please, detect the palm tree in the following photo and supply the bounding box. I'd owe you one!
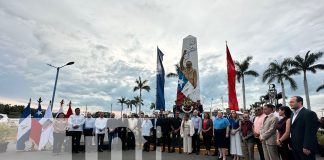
[126,99,133,112]
[262,59,298,106]
[234,56,259,110]
[133,96,143,114]
[290,51,324,109]
[150,102,156,110]
[117,97,127,117]
[133,76,150,114]
[166,64,179,78]
[317,84,324,92]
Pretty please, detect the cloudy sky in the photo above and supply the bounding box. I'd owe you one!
[0,0,323,115]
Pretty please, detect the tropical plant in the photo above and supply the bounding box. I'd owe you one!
[117,97,127,117]
[317,84,324,92]
[166,64,179,78]
[133,96,143,114]
[234,56,259,110]
[150,102,156,110]
[125,99,133,112]
[262,59,298,106]
[133,76,150,114]
[290,51,324,109]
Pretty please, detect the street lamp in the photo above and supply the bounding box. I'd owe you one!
[47,61,74,109]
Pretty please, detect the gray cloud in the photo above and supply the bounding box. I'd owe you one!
[0,0,323,114]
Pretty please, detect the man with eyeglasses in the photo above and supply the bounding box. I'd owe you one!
[253,107,266,160]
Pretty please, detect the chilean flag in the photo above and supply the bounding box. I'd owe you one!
[30,100,43,146]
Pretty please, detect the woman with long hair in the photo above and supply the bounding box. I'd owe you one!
[229,110,243,160]
[202,113,213,155]
[53,112,68,155]
[276,106,293,160]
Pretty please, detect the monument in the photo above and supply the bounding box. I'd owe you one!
[176,35,201,113]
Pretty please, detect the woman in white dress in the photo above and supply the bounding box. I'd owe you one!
[229,110,243,160]
[180,113,194,154]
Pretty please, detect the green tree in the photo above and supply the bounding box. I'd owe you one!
[133,96,143,114]
[234,56,259,110]
[117,97,127,117]
[290,51,324,109]
[133,76,150,114]
[150,102,156,110]
[262,59,298,106]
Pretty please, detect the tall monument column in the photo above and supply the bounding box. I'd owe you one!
[177,35,200,113]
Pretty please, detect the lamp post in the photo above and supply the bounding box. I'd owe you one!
[47,62,74,109]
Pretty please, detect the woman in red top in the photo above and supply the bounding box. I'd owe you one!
[202,113,213,155]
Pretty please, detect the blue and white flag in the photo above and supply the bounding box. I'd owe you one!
[156,47,165,110]
[16,99,32,151]
[38,101,54,150]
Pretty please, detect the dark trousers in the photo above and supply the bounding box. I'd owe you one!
[292,150,315,160]
[118,128,127,150]
[143,136,150,151]
[192,129,200,153]
[97,134,105,150]
[254,137,265,160]
[162,132,171,151]
[278,140,294,160]
[83,128,94,149]
[108,132,117,150]
[53,132,65,153]
[70,131,82,152]
[203,133,212,151]
[172,132,181,149]
[127,131,135,149]
[151,129,157,150]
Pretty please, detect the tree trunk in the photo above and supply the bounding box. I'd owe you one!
[242,76,246,111]
[281,81,286,106]
[121,104,123,117]
[304,71,311,110]
[139,90,142,114]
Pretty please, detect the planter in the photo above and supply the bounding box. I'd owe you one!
[0,142,9,153]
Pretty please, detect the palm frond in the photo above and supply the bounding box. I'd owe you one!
[316,84,324,92]
[244,70,259,77]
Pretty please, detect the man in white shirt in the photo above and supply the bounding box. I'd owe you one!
[83,112,95,150]
[127,113,138,150]
[95,112,107,152]
[141,115,153,152]
[68,108,85,153]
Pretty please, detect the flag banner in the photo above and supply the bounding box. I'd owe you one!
[30,99,43,146]
[16,99,32,151]
[226,44,239,111]
[176,35,200,113]
[66,101,73,118]
[38,101,54,150]
[156,47,165,111]
[55,100,64,118]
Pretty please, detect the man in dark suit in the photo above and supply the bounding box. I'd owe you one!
[289,96,319,160]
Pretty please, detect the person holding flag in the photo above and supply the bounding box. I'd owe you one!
[16,99,32,151]
[29,97,43,150]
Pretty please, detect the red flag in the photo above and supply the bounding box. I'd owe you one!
[66,101,73,118]
[226,43,239,111]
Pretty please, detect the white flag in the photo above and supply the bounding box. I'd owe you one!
[38,101,54,150]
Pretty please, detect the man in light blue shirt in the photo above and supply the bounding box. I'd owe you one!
[191,110,202,154]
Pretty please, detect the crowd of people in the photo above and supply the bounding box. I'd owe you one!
[52,96,321,160]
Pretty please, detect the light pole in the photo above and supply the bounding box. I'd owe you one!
[47,61,74,109]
